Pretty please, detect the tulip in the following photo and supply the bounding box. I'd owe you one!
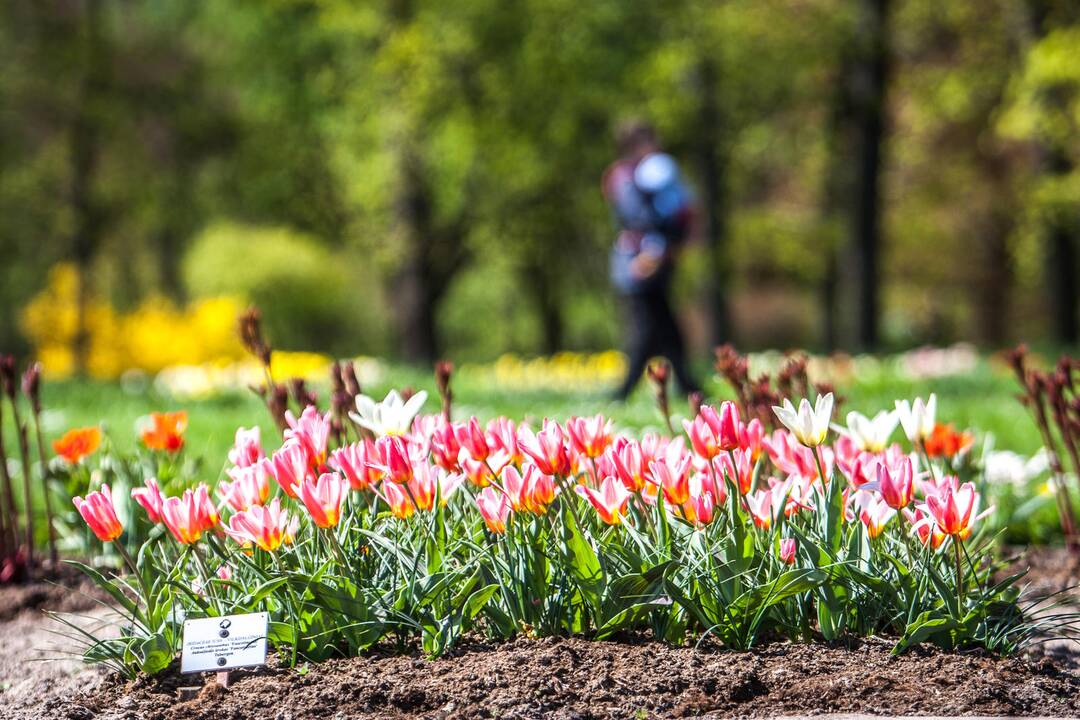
[923,423,975,458]
[131,477,166,523]
[284,406,331,467]
[228,426,265,468]
[745,487,784,530]
[160,485,219,545]
[864,456,914,509]
[520,420,571,476]
[895,394,937,444]
[486,417,524,467]
[459,452,496,487]
[524,463,557,512]
[330,440,384,491]
[608,439,648,492]
[575,476,631,525]
[779,537,797,565]
[714,447,754,495]
[566,414,614,459]
[476,486,511,533]
[225,498,294,552]
[300,472,348,528]
[739,418,765,462]
[140,411,187,452]
[269,441,309,498]
[903,506,946,549]
[381,479,416,520]
[842,410,899,453]
[430,422,463,472]
[924,478,993,539]
[772,394,834,447]
[408,464,437,512]
[374,435,416,484]
[455,417,490,462]
[53,427,102,464]
[217,564,232,581]
[73,484,123,542]
[436,470,468,506]
[855,491,896,539]
[683,414,720,460]
[502,465,530,512]
[711,401,742,452]
[649,455,692,506]
[350,389,428,437]
[682,489,716,526]
[220,461,273,511]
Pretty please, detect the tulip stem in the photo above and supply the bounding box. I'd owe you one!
[952,537,964,612]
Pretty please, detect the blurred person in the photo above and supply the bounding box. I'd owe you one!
[604,120,700,401]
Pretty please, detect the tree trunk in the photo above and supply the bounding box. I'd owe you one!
[848,0,891,351]
[694,56,730,349]
[70,0,106,376]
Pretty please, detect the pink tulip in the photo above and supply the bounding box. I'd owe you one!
[683,489,716,526]
[459,452,496,487]
[576,476,632,525]
[520,420,571,476]
[284,406,331,466]
[300,472,348,529]
[649,456,692,506]
[714,447,754,495]
[486,418,523,467]
[220,461,272,511]
[739,418,765,462]
[381,479,415,519]
[524,463,557,512]
[904,506,947,549]
[855,491,896,538]
[161,484,219,545]
[225,497,295,552]
[566,414,613,459]
[779,537,797,565]
[430,422,463,472]
[871,456,915,509]
[217,564,232,581]
[683,414,720,460]
[925,478,992,539]
[745,488,783,530]
[228,426,265,468]
[73,484,124,542]
[330,440,384,491]
[375,435,415,484]
[476,486,511,533]
[131,477,166,523]
[455,417,490,462]
[269,441,309,498]
[607,438,648,492]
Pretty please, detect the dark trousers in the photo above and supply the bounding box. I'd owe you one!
[615,287,700,400]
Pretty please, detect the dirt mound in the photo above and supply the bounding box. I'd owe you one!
[35,636,1080,720]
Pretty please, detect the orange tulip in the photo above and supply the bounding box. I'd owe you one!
[53,427,101,464]
[141,411,188,452]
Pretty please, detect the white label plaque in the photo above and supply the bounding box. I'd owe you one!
[181,612,269,673]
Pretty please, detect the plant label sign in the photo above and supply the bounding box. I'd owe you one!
[181,612,269,674]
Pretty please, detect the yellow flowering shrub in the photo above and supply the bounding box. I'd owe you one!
[20,263,247,378]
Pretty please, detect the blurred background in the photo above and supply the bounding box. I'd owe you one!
[2,0,1079,376]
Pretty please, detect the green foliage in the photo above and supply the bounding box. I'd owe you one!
[183,223,388,355]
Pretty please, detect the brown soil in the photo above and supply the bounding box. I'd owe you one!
[0,562,105,622]
[2,551,1080,720]
[27,636,1080,720]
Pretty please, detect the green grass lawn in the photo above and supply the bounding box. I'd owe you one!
[14,355,1042,468]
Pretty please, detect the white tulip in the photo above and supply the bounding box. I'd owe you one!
[772,393,834,447]
[349,389,428,437]
[839,410,899,452]
[895,394,936,443]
